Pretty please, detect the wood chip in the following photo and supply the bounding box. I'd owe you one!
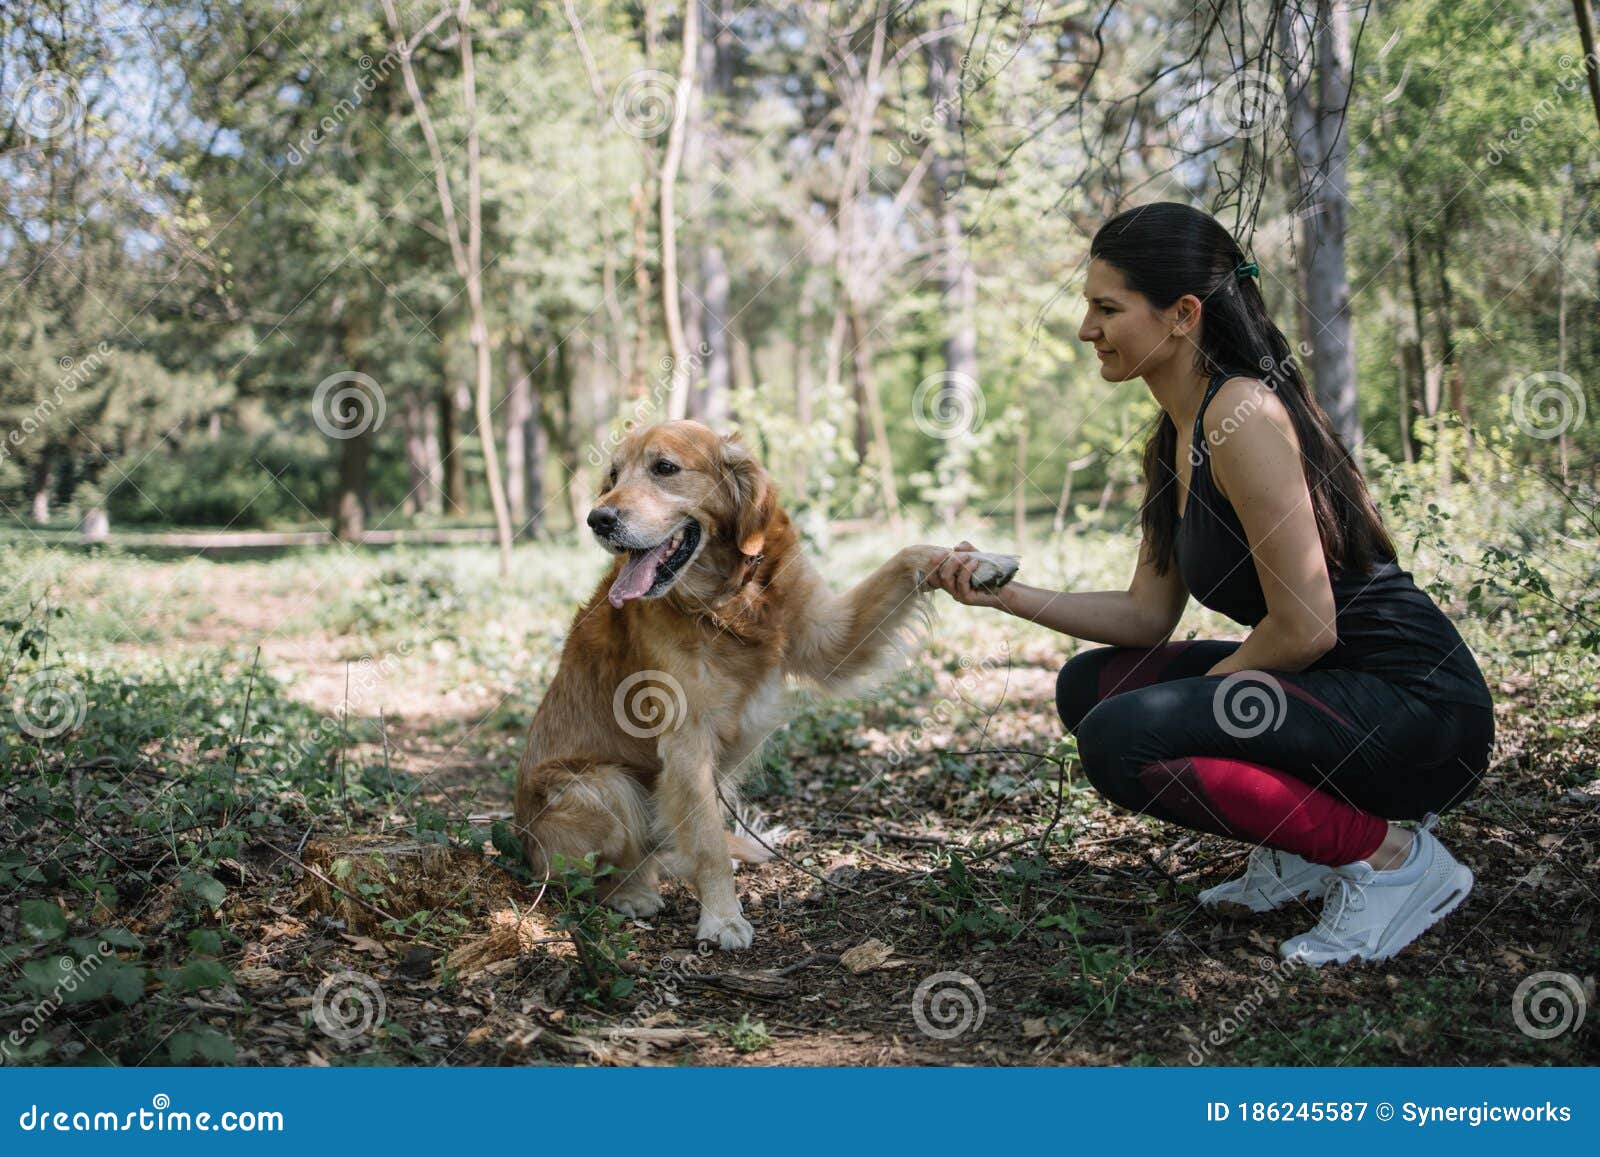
[840,938,896,974]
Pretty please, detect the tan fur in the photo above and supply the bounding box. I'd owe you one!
[513,420,1016,949]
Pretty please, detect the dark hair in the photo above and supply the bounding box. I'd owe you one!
[1088,202,1396,577]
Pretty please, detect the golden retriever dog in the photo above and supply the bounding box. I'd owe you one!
[513,420,1018,949]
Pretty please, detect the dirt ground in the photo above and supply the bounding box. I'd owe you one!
[103,563,1595,1069]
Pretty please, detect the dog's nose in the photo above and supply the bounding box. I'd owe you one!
[587,505,620,537]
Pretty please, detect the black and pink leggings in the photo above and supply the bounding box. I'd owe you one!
[1055,641,1493,866]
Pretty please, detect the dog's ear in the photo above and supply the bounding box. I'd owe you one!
[719,433,774,557]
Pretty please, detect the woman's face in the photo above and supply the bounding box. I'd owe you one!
[1077,257,1195,382]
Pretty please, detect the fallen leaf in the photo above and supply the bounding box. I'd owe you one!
[340,933,389,958]
[1022,1017,1050,1039]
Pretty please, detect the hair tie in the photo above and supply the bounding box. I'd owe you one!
[1234,260,1259,281]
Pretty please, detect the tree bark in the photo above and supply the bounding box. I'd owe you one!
[847,308,898,517]
[658,0,699,419]
[403,395,435,516]
[30,453,52,525]
[1279,0,1360,449]
[333,313,373,541]
[525,344,548,538]
[1571,0,1600,140]
[383,0,513,573]
[440,381,468,516]
[926,7,981,522]
[504,341,531,532]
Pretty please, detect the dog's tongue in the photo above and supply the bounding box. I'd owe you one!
[608,540,675,608]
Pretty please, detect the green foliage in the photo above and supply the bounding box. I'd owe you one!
[0,601,348,1065]
[549,854,637,1006]
[719,1014,772,1054]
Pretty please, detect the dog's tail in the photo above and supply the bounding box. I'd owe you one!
[515,760,653,880]
[723,793,794,865]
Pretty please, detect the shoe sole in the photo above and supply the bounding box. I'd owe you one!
[1370,861,1474,961]
[1282,861,1474,966]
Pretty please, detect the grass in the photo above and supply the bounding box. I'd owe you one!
[0,455,1595,1066]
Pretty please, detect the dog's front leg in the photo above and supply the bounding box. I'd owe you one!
[657,726,753,950]
[792,545,1018,688]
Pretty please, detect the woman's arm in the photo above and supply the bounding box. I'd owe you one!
[933,538,1189,649]
[1198,379,1338,675]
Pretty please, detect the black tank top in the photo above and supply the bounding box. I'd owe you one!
[1174,367,1492,708]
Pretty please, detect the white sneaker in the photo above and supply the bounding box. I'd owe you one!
[1198,846,1334,913]
[1279,815,1473,966]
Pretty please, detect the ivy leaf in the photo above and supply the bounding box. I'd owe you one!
[177,871,227,909]
[109,964,147,1006]
[19,900,67,942]
[163,958,234,993]
[169,1027,236,1064]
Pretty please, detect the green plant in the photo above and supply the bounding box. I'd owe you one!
[720,1013,772,1054]
[550,854,637,1005]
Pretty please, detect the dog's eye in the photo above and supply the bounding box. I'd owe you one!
[652,459,680,477]
[606,466,618,488]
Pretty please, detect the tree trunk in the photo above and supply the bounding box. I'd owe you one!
[1557,186,1573,485]
[382,0,512,572]
[1432,237,1472,473]
[504,341,531,533]
[658,0,699,419]
[403,395,433,516]
[629,182,654,401]
[440,382,468,516]
[690,0,734,426]
[333,313,373,541]
[1279,0,1359,449]
[697,242,731,424]
[421,398,443,515]
[926,7,981,523]
[526,346,548,538]
[334,427,372,540]
[458,3,513,574]
[1570,0,1600,140]
[30,453,52,524]
[1014,421,1028,547]
[847,309,898,518]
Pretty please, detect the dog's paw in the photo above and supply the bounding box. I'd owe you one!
[608,889,665,919]
[696,910,754,951]
[966,551,1020,591]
